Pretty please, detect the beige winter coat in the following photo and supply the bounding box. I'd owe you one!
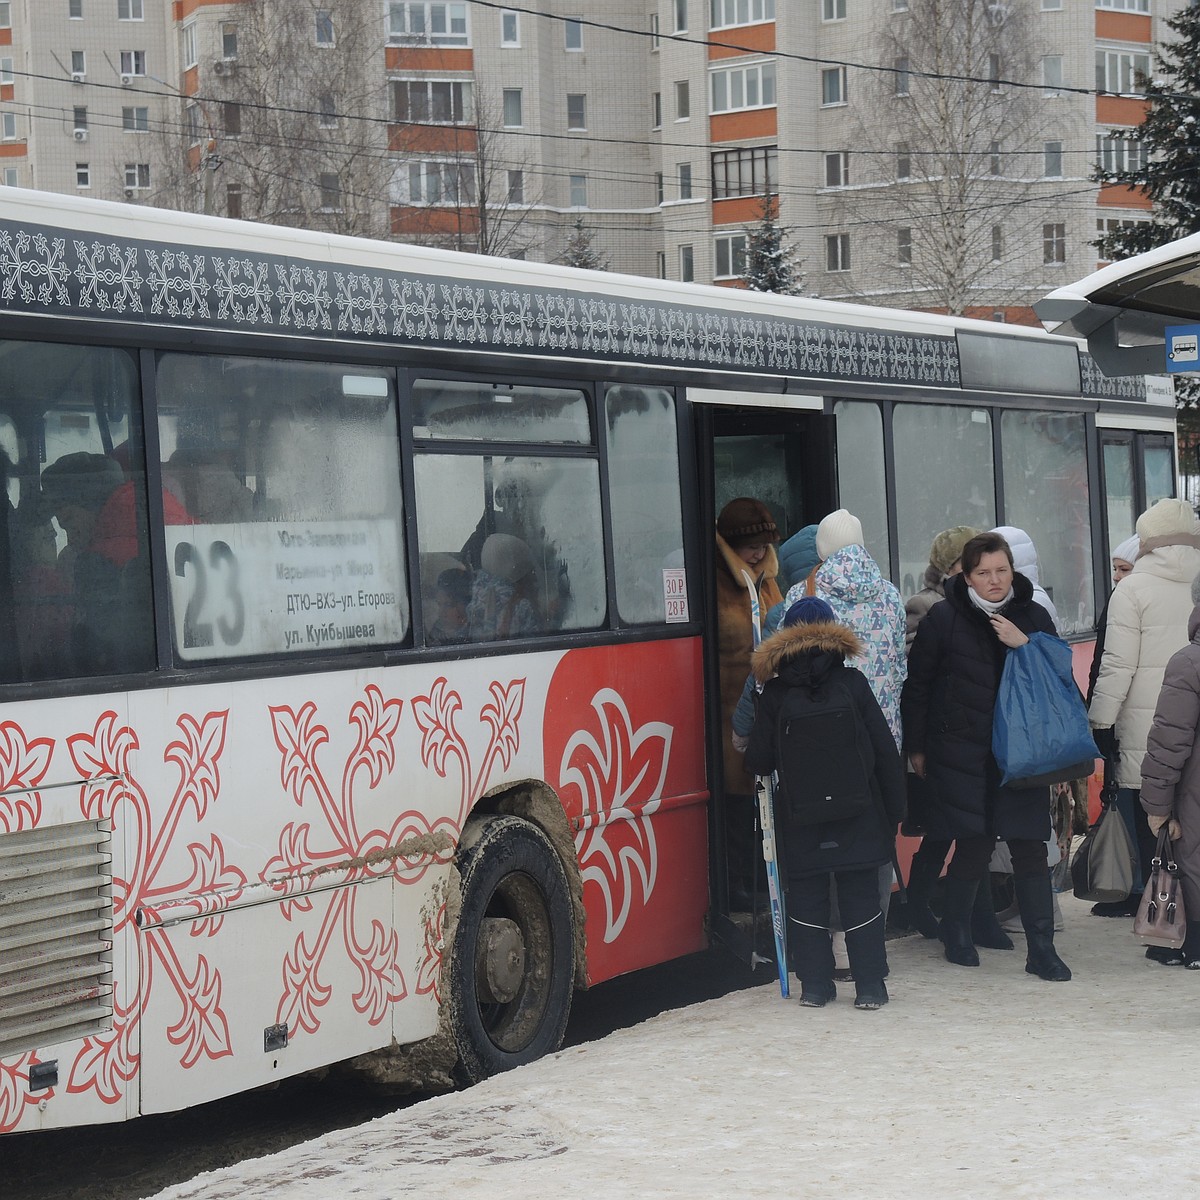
[1089,543,1200,788]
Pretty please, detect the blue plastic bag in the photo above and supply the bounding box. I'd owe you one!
[993,632,1100,788]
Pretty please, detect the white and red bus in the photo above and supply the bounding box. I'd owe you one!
[0,189,1177,1134]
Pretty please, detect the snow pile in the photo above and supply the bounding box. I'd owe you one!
[150,894,1200,1199]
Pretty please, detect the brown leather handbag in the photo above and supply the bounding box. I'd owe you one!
[1133,829,1188,950]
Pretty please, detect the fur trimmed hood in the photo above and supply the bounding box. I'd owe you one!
[752,619,862,684]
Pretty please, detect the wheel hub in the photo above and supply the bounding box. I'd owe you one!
[478,916,526,1004]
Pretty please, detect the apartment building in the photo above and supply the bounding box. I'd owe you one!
[0,0,1182,319]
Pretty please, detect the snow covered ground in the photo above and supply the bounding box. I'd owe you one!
[149,893,1200,1200]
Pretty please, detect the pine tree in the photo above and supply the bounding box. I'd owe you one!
[557,217,608,271]
[740,192,804,295]
[1093,3,1200,262]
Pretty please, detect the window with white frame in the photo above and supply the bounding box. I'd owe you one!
[988,52,1002,90]
[226,182,242,219]
[565,17,582,49]
[897,226,912,265]
[1043,139,1063,177]
[76,162,90,187]
[502,87,522,127]
[825,232,850,271]
[715,233,747,278]
[821,0,845,20]
[117,0,143,19]
[315,10,334,45]
[894,55,910,96]
[820,66,846,106]
[656,251,667,278]
[1097,216,1149,241]
[567,93,586,130]
[2,113,16,141]
[655,171,664,204]
[680,244,694,282]
[397,159,476,205]
[124,162,151,189]
[896,142,911,179]
[501,9,519,45]
[119,50,146,75]
[181,23,197,67]
[989,140,1002,174]
[710,0,774,27]
[569,173,587,206]
[507,168,524,203]
[319,172,341,210]
[675,0,687,32]
[0,57,12,84]
[711,145,777,197]
[1042,54,1063,94]
[1097,0,1149,10]
[1096,49,1150,94]
[3,167,17,187]
[652,91,662,127]
[73,106,88,130]
[0,2,11,27]
[991,225,1003,261]
[824,151,849,187]
[388,2,470,47]
[393,79,472,123]
[318,93,337,128]
[121,105,149,131]
[1041,0,1062,9]
[650,13,660,49]
[711,61,777,113]
[892,0,908,9]
[71,50,86,74]
[221,23,238,58]
[1096,131,1147,172]
[678,162,693,199]
[69,0,82,17]
[1043,222,1066,264]
[675,80,690,120]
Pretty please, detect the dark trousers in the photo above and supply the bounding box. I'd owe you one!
[1115,787,1157,892]
[788,867,887,987]
[950,835,1046,879]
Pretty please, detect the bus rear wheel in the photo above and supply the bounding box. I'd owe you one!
[450,815,575,1084]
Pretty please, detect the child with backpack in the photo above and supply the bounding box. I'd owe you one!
[744,597,906,1010]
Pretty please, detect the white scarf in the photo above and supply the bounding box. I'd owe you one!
[967,585,1014,615]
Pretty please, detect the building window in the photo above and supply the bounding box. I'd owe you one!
[502,87,522,127]
[185,103,203,144]
[569,173,588,206]
[655,171,664,205]
[507,168,524,203]
[1097,0,1149,10]
[226,182,242,219]
[650,14,660,50]
[319,172,341,210]
[119,50,146,76]
[501,9,519,45]
[680,244,694,282]
[674,0,687,33]
[0,0,10,24]
[894,56,910,96]
[1043,222,1066,264]
[1043,139,1063,177]
[1042,55,1064,95]
[822,0,846,19]
[124,162,151,190]
[565,17,582,50]
[711,61,777,113]
[675,80,690,120]
[1,113,16,141]
[711,145,777,197]
[3,167,18,187]
[897,226,912,265]
[892,0,909,10]
[1041,0,1063,9]
[222,101,241,136]
[567,93,586,130]
[990,140,1001,175]
[388,2,470,47]
[820,66,846,107]
[117,0,143,19]
[393,80,472,124]
[988,53,1002,91]
[71,50,86,74]
[896,141,911,179]
[1096,132,1147,173]
[715,233,747,278]
[652,91,662,128]
[992,225,1003,261]
[0,56,12,84]
[710,0,775,27]
[824,151,849,187]
[121,105,149,131]
[221,23,238,58]
[656,250,667,278]
[1097,215,1149,243]
[69,0,83,18]
[76,162,90,188]
[825,232,851,272]
[399,159,476,205]
[73,106,88,130]
[181,22,197,67]
[678,162,693,199]
[315,11,334,45]
[1096,49,1150,96]
[318,93,337,128]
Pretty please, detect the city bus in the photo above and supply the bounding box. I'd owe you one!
[0,189,1177,1134]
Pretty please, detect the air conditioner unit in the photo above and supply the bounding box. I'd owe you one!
[212,59,232,76]
[123,188,135,199]
[70,71,85,83]
[120,73,133,86]
[73,128,88,142]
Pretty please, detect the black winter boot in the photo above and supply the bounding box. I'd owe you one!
[1014,871,1072,981]
[939,876,980,966]
[971,875,1014,951]
[905,841,947,940]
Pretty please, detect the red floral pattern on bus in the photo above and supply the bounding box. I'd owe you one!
[0,1054,46,1132]
[0,720,55,832]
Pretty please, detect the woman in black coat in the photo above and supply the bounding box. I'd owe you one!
[902,532,1071,981]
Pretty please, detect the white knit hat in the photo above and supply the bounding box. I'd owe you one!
[816,509,864,559]
[1111,535,1140,566]
[1135,498,1200,542]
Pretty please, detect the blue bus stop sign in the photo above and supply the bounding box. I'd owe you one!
[1166,325,1200,373]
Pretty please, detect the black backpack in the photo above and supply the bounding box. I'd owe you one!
[776,675,874,826]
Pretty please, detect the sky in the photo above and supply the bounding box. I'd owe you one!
[147,891,1200,1200]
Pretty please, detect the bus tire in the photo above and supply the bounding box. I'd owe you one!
[450,815,575,1085]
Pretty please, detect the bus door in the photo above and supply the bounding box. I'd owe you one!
[694,401,837,961]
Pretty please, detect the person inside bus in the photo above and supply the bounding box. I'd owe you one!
[428,566,472,645]
[466,532,541,641]
[714,497,783,909]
